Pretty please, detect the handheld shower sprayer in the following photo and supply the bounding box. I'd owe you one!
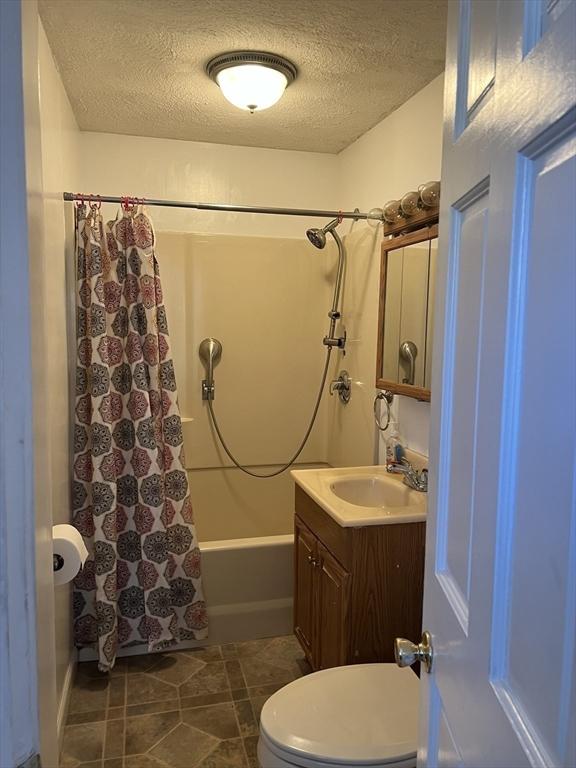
[305,218,340,250]
[199,337,222,400]
[306,218,346,352]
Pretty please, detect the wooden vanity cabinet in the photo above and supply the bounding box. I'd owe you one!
[293,485,425,671]
[294,518,317,659]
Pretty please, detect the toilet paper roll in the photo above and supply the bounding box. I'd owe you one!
[52,524,89,586]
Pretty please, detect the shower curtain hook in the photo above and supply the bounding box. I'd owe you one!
[121,196,136,212]
[337,209,343,224]
[89,195,101,213]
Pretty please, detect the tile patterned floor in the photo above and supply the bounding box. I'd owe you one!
[61,635,311,768]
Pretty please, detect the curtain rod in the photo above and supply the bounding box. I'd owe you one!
[62,192,381,222]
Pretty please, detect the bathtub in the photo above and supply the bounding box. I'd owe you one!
[78,532,294,664]
[197,533,294,645]
[178,462,328,647]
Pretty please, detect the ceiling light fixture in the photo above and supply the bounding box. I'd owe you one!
[206,51,297,113]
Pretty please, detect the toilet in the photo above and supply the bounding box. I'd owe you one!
[257,663,419,768]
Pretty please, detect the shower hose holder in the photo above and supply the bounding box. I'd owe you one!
[201,380,215,400]
[323,329,347,351]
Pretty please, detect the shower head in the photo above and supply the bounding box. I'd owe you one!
[306,228,327,249]
[306,218,340,249]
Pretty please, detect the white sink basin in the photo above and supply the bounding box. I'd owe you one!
[330,475,414,508]
[291,465,427,528]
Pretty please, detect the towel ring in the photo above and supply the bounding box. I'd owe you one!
[374,390,394,431]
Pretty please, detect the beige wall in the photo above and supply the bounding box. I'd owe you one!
[336,74,445,459]
[36,17,79,755]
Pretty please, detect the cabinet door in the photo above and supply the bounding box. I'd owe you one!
[294,516,317,660]
[316,543,350,670]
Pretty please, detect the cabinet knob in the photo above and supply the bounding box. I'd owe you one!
[307,554,318,567]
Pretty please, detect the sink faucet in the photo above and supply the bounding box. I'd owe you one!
[387,458,428,492]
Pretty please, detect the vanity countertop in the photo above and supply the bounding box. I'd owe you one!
[291,464,427,528]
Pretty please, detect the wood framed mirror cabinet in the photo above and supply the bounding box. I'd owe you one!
[376,192,439,402]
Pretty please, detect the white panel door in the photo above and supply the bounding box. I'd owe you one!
[0,1,40,766]
[420,1,576,766]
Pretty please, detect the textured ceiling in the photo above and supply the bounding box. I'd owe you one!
[39,0,446,154]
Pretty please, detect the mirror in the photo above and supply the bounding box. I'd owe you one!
[376,226,438,401]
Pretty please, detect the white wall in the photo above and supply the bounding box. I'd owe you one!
[33,17,80,760]
[324,222,383,468]
[78,132,340,238]
[337,74,444,460]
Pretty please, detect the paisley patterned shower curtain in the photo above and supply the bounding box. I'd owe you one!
[72,203,207,671]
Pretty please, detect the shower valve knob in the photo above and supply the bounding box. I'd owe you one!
[330,370,351,404]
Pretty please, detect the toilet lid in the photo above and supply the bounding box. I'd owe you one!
[260,664,419,765]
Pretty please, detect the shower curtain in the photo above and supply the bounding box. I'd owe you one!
[72,202,207,671]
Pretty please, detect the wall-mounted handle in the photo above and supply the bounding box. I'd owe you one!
[399,340,417,386]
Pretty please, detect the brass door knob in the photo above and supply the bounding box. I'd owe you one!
[394,631,433,673]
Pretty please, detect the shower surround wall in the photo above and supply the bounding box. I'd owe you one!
[157,231,333,541]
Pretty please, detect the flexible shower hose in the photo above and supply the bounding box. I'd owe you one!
[206,347,333,478]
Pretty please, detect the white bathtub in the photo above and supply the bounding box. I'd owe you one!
[78,532,294,663]
[197,533,294,645]
[176,463,327,647]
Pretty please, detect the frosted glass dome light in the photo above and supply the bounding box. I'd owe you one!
[207,51,297,113]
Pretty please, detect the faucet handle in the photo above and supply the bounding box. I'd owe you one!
[419,468,428,491]
[329,370,351,404]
